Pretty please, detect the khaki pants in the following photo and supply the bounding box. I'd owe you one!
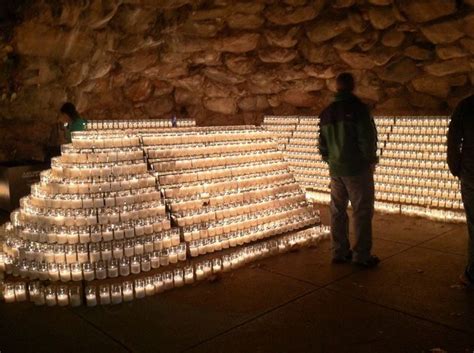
[330,168,375,263]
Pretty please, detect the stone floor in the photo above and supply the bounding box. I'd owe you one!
[1,206,474,353]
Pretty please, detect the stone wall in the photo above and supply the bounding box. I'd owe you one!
[0,0,473,161]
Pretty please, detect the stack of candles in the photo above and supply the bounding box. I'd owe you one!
[263,115,465,223]
[0,122,323,306]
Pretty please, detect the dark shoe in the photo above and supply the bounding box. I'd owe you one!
[354,255,380,268]
[459,271,474,287]
[332,251,353,264]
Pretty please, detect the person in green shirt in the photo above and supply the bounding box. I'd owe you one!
[60,102,87,143]
[318,73,379,268]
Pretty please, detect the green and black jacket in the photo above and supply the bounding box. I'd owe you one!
[318,91,378,177]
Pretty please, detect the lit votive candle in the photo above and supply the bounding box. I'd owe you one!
[101,243,112,262]
[144,238,154,253]
[150,252,160,269]
[59,263,72,282]
[160,251,170,267]
[45,286,57,306]
[111,284,122,305]
[150,274,162,293]
[168,250,178,264]
[99,285,111,305]
[163,272,174,290]
[83,263,95,281]
[69,287,81,307]
[195,265,205,281]
[14,282,27,302]
[95,261,107,280]
[122,281,134,302]
[51,246,64,264]
[57,286,69,306]
[120,258,130,277]
[86,286,97,307]
[48,263,60,281]
[102,228,114,242]
[77,244,88,264]
[134,279,146,299]
[141,255,151,272]
[162,236,172,249]
[108,259,119,278]
[131,257,141,274]
[145,278,155,296]
[71,263,83,281]
[113,243,124,259]
[66,246,77,264]
[212,258,222,273]
[134,241,144,256]
[174,269,184,287]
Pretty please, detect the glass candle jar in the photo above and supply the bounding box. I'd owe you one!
[86,286,97,307]
[153,274,164,293]
[95,261,107,280]
[119,258,130,277]
[123,255,136,275]
[99,285,111,305]
[45,285,57,306]
[108,259,119,278]
[83,262,95,281]
[122,281,133,302]
[163,271,174,290]
[134,279,146,299]
[57,285,69,306]
[69,286,81,307]
[144,277,155,296]
[111,284,122,305]
[71,263,83,281]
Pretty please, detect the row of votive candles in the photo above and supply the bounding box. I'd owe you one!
[174,194,305,226]
[60,148,144,164]
[375,192,463,209]
[15,223,175,248]
[401,206,465,222]
[2,226,328,305]
[27,189,162,210]
[37,174,157,194]
[71,136,140,149]
[163,171,293,198]
[4,249,186,281]
[17,205,167,228]
[187,216,317,257]
[86,119,195,130]
[169,184,299,212]
[146,142,276,157]
[142,132,271,146]
[6,231,181,262]
[52,162,148,179]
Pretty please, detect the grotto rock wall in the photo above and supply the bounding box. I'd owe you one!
[0,0,473,161]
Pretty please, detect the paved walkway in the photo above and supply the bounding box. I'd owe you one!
[1,207,473,353]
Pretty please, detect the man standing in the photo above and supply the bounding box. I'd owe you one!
[447,94,474,286]
[318,73,379,268]
[60,102,88,143]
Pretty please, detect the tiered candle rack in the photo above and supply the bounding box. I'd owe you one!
[263,115,464,223]
[0,121,327,306]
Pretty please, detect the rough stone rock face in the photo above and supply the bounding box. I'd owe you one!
[0,0,473,161]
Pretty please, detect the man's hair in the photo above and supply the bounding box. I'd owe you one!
[336,73,355,92]
[60,102,77,118]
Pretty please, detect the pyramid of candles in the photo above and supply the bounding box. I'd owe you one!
[0,119,326,306]
[263,116,464,223]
